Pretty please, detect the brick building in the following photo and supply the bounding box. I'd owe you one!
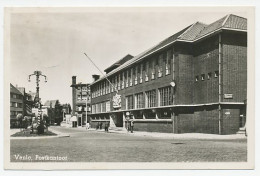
[89,14,247,134]
[10,84,36,128]
[71,76,91,127]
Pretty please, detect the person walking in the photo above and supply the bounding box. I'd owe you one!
[130,119,134,133]
[105,121,110,132]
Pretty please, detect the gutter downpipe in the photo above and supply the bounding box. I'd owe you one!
[218,33,222,135]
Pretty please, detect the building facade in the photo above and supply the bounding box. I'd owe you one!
[10,84,24,127]
[71,76,91,127]
[10,84,36,128]
[89,14,247,134]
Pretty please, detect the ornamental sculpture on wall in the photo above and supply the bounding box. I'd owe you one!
[112,93,121,108]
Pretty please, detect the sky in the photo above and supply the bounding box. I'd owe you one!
[8,7,248,105]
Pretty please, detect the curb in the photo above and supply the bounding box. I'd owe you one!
[10,134,70,140]
[91,129,247,140]
[10,129,70,140]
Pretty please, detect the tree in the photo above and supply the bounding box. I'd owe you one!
[43,114,50,131]
[54,100,63,125]
[16,113,23,131]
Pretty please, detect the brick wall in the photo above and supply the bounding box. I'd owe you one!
[222,32,247,103]
[221,104,242,134]
[133,121,173,133]
[176,106,219,134]
[193,36,219,104]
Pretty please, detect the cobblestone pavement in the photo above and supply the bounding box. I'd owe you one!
[10,126,247,162]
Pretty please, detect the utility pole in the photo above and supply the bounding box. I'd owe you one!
[28,71,47,126]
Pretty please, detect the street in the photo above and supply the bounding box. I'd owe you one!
[10,127,247,162]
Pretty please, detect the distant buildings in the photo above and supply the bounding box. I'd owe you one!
[71,76,91,127]
[89,14,247,134]
[10,84,35,128]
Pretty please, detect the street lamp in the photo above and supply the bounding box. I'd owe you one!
[28,71,47,126]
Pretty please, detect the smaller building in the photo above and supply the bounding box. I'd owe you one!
[10,84,24,128]
[44,100,62,125]
[71,76,91,127]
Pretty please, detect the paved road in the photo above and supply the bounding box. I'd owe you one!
[10,127,247,162]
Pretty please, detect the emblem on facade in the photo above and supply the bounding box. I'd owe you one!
[113,93,121,108]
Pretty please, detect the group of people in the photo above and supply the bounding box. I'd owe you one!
[95,119,134,133]
[96,121,110,132]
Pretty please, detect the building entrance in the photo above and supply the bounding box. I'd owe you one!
[114,112,123,127]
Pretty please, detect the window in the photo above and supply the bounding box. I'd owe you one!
[111,78,114,92]
[115,76,118,91]
[151,60,155,80]
[92,104,96,114]
[215,71,219,78]
[166,50,171,75]
[146,90,156,108]
[208,72,212,80]
[130,68,133,86]
[122,72,125,89]
[159,86,172,106]
[135,93,144,109]
[145,61,149,81]
[118,74,121,90]
[105,101,111,112]
[195,76,199,82]
[96,103,101,113]
[201,74,205,81]
[139,64,143,83]
[126,70,129,88]
[126,95,134,110]
[158,54,163,77]
[134,66,138,85]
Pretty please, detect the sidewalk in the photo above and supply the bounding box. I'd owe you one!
[87,127,247,140]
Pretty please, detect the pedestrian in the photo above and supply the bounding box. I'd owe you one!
[96,122,100,130]
[130,119,134,133]
[105,121,110,132]
[100,122,103,130]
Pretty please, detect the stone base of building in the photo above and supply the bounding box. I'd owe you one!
[89,104,246,135]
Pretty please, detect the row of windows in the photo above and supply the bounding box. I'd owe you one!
[91,86,172,113]
[10,93,23,99]
[10,102,23,108]
[126,87,172,110]
[91,50,173,98]
[10,111,23,116]
[92,101,111,114]
[195,71,219,82]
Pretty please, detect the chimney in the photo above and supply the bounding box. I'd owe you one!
[92,74,100,82]
[72,76,76,85]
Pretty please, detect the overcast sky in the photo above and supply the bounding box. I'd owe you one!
[8,7,248,105]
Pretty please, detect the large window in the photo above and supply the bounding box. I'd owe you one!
[140,64,143,83]
[126,95,134,110]
[92,104,96,114]
[134,66,138,85]
[122,72,125,89]
[158,54,163,77]
[145,61,149,81]
[146,90,156,108]
[151,59,155,80]
[159,86,172,106]
[130,68,133,86]
[125,70,129,88]
[135,92,144,109]
[166,50,171,75]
